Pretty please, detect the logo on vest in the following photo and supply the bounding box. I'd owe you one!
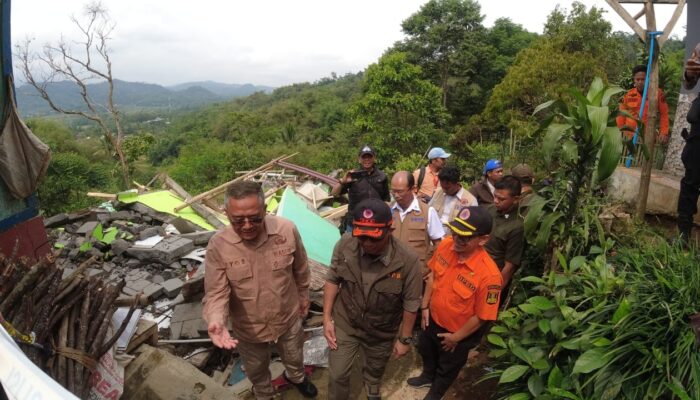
[456,274,476,292]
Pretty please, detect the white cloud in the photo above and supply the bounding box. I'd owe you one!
[12,0,689,87]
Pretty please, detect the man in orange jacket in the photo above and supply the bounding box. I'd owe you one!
[616,64,670,144]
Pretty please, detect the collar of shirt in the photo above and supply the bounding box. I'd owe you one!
[486,180,496,196]
[391,196,421,222]
[446,187,465,200]
[359,239,393,266]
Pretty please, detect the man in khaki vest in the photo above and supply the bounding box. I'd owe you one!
[390,171,444,276]
[429,165,478,235]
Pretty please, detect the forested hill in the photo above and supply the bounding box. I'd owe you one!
[16,79,273,116]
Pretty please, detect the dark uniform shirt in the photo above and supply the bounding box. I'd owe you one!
[340,168,390,214]
[484,205,524,270]
[326,234,421,342]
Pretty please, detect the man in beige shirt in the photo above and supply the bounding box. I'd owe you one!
[203,181,317,399]
[413,147,450,203]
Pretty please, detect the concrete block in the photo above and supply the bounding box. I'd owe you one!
[44,213,69,228]
[143,283,164,301]
[111,239,130,256]
[182,265,205,301]
[162,278,184,298]
[180,319,207,339]
[76,221,99,235]
[123,344,234,400]
[125,236,195,265]
[126,279,151,293]
[139,226,164,240]
[180,231,216,246]
[609,166,700,224]
[172,302,204,324]
[151,274,165,284]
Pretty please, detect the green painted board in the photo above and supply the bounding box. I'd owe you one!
[276,187,339,267]
[120,190,226,231]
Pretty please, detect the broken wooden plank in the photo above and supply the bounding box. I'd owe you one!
[160,173,226,229]
[86,192,117,200]
[173,153,298,213]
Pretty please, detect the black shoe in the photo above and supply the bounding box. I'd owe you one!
[367,395,381,400]
[287,374,317,398]
[407,374,433,388]
[423,393,442,400]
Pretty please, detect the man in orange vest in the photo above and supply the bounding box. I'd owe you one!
[616,64,670,144]
[406,206,502,400]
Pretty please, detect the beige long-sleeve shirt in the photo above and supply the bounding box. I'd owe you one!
[202,215,310,343]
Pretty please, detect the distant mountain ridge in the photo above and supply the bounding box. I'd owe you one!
[16,79,274,116]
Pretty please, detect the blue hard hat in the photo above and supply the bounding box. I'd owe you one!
[483,159,503,175]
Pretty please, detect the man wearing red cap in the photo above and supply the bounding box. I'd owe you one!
[407,206,502,400]
[323,198,422,400]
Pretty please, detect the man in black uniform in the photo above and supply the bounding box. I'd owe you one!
[332,146,390,232]
[678,43,700,244]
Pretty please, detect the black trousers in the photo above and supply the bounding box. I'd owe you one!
[678,97,700,237]
[417,317,481,398]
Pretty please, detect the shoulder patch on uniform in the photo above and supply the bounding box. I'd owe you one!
[487,285,501,290]
[486,288,500,304]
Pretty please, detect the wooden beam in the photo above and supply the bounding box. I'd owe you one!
[618,0,679,3]
[633,7,646,20]
[658,0,686,47]
[636,0,660,219]
[160,173,226,229]
[173,153,297,213]
[605,0,647,42]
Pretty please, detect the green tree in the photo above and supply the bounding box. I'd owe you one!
[350,52,449,167]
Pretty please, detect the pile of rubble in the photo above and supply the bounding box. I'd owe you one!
[2,158,345,399]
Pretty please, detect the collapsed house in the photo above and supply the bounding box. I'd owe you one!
[1,155,347,399]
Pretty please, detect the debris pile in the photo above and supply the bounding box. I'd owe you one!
[2,155,346,399]
[0,254,138,398]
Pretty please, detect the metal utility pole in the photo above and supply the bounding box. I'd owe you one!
[604,0,686,219]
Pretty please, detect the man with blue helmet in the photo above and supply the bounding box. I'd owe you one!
[469,159,504,205]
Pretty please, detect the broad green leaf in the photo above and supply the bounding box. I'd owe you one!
[518,303,541,315]
[487,334,507,348]
[586,77,605,102]
[520,276,545,284]
[79,241,92,253]
[562,139,579,163]
[569,256,586,272]
[92,223,104,241]
[587,105,608,144]
[595,126,623,184]
[559,339,580,350]
[548,365,563,388]
[54,243,65,249]
[612,297,630,324]
[102,229,119,245]
[535,212,561,251]
[533,99,556,115]
[538,319,551,334]
[500,365,530,384]
[599,372,623,400]
[601,86,624,107]
[572,348,608,374]
[543,123,571,165]
[490,325,508,333]
[490,348,509,358]
[524,196,547,237]
[529,296,555,310]
[510,342,533,364]
[548,387,581,400]
[554,274,570,287]
[550,317,565,338]
[593,337,612,347]
[667,377,692,400]
[528,374,544,397]
[507,393,531,400]
[532,359,549,370]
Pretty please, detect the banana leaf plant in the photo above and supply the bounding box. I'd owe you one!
[525,77,624,265]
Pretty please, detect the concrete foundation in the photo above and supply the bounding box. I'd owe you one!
[608,167,700,225]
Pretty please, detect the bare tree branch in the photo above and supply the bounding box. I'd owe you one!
[15,1,130,188]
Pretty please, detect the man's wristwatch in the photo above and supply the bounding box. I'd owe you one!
[398,336,413,345]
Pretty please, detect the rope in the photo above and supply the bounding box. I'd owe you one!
[625,31,663,167]
[54,346,98,371]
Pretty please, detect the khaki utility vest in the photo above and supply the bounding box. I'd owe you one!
[391,200,430,264]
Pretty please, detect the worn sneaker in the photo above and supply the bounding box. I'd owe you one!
[406,374,433,388]
[289,375,317,398]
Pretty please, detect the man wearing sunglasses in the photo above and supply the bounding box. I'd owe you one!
[202,181,317,399]
[407,206,502,400]
[323,198,422,400]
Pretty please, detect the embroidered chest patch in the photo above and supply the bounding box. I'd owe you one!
[456,274,476,292]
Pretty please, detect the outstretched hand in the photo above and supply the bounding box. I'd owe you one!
[207,322,238,349]
[324,319,338,350]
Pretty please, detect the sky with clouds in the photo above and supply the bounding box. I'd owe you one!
[11,0,688,87]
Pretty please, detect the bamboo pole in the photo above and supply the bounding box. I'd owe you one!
[636,1,659,220]
[173,153,297,212]
[160,173,226,229]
